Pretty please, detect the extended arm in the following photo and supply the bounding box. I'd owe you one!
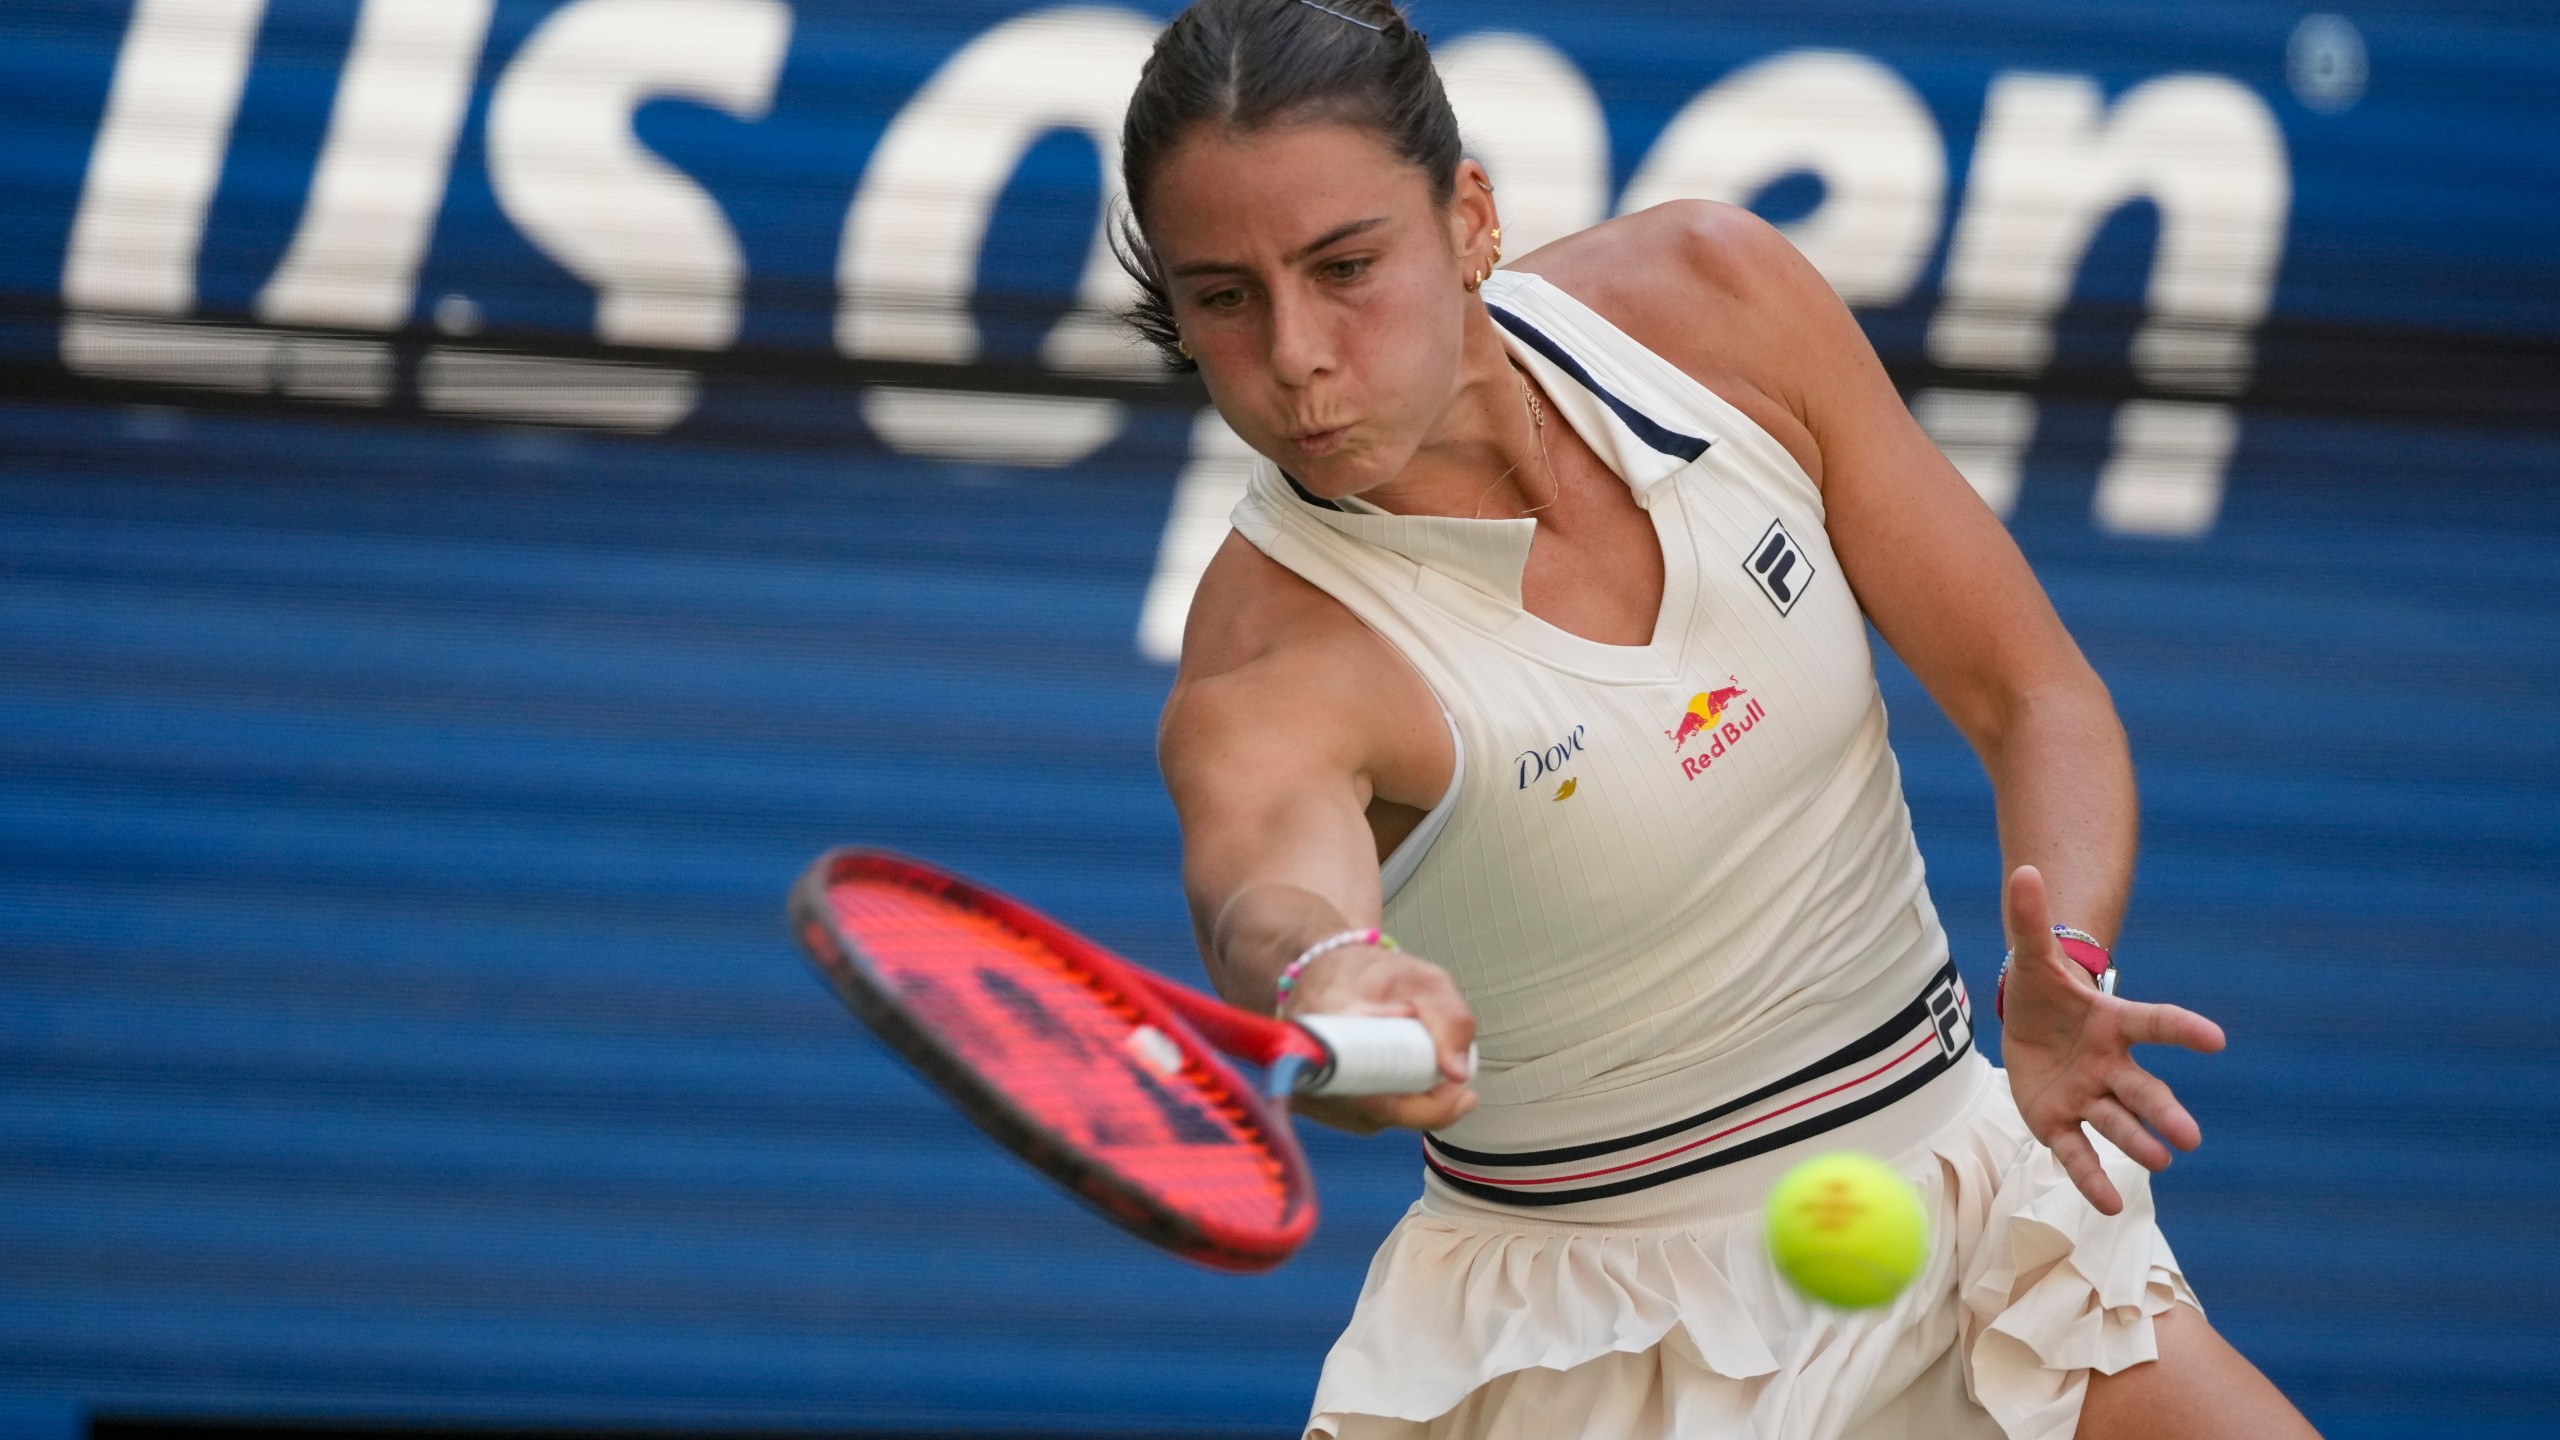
[1640,202,2225,1213]
[1158,534,1477,1132]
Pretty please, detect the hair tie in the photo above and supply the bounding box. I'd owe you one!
[1297,0,1386,32]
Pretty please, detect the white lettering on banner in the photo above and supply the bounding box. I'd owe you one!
[488,0,791,350]
[57,0,291,392]
[1909,389,2035,515]
[415,347,699,432]
[838,6,1159,467]
[1933,73,2290,390]
[1436,33,1608,258]
[61,313,393,405]
[2095,398,2240,537]
[1619,50,1946,310]
[257,0,496,333]
[1138,410,1261,664]
[46,5,2298,549]
[475,0,791,431]
[56,0,398,402]
[61,0,268,318]
[1926,73,2289,536]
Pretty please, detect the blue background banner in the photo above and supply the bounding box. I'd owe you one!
[2,2,2556,1437]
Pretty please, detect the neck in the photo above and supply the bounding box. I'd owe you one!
[1354,303,1550,522]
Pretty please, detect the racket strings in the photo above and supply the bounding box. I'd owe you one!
[830,879,1294,1228]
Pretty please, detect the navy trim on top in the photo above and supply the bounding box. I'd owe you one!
[1488,304,1711,463]
[1282,472,1343,511]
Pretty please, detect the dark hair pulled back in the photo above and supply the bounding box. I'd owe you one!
[1114,0,1463,371]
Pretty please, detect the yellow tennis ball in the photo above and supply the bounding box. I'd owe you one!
[1764,1151,1930,1309]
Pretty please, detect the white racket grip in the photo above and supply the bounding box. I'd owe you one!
[1292,1015,1472,1097]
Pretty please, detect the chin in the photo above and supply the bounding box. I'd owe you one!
[1288,439,1408,503]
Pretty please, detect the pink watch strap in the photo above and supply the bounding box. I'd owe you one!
[1995,926,2114,1020]
[2053,930,2113,983]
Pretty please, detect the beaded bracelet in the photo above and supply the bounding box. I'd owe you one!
[1274,927,1398,1017]
[1994,924,2116,1020]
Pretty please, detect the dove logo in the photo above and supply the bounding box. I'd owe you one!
[1669,680,1768,781]
[1516,725,1588,793]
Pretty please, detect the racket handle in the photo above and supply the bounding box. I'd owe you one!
[1291,1015,1460,1097]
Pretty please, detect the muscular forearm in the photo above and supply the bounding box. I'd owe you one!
[1980,681,2138,945]
[1201,880,1367,1014]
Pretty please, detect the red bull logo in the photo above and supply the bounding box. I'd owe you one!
[1666,682,1748,750]
[1667,679,1767,780]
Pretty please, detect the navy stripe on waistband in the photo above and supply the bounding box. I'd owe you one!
[1487,304,1712,463]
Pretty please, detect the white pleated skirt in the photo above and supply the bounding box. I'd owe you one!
[1308,1053,2197,1440]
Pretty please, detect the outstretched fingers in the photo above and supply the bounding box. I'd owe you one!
[2120,999,2227,1055]
[2111,1061,2203,1152]
[2084,1095,2173,1172]
[2042,1118,2125,1216]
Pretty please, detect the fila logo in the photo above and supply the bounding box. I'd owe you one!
[1744,519,1814,616]
[1926,976,1973,1061]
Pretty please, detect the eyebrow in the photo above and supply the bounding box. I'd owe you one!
[1168,217,1388,279]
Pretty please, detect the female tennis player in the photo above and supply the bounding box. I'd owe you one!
[1124,2,2320,1436]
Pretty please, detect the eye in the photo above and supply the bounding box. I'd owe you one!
[1318,256,1372,282]
[1196,286,1247,312]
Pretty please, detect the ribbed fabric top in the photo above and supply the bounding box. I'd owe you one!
[1229,270,1951,1160]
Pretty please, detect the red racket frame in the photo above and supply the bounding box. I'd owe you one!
[788,847,1326,1271]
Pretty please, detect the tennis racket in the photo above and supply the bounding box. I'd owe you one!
[786,847,1447,1271]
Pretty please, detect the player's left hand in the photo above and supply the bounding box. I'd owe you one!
[1998,864,2227,1215]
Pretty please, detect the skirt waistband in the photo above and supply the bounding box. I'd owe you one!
[1421,961,1981,1225]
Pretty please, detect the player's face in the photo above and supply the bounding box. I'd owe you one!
[1142,120,1475,500]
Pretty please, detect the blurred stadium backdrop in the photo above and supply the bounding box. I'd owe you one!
[3,1,2556,1436]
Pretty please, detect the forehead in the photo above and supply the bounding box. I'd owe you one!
[1140,118,1438,259]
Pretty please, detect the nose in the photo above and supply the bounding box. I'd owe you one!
[1265,282,1334,389]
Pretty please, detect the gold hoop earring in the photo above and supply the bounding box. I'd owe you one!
[1463,262,1489,293]
[1475,176,1494,193]
[1176,337,1191,358]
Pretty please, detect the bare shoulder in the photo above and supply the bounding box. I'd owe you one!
[1521,200,1839,357]
[1511,201,1852,483]
[1172,529,1364,685]
[1159,530,1446,811]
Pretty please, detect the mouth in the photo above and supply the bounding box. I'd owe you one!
[1289,423,1353,458]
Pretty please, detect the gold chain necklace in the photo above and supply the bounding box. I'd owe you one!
[1472,360,1561,520]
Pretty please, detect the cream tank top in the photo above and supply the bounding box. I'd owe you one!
[1230,271,1977,1212]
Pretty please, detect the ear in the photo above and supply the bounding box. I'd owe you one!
[1449,157,1499,266]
